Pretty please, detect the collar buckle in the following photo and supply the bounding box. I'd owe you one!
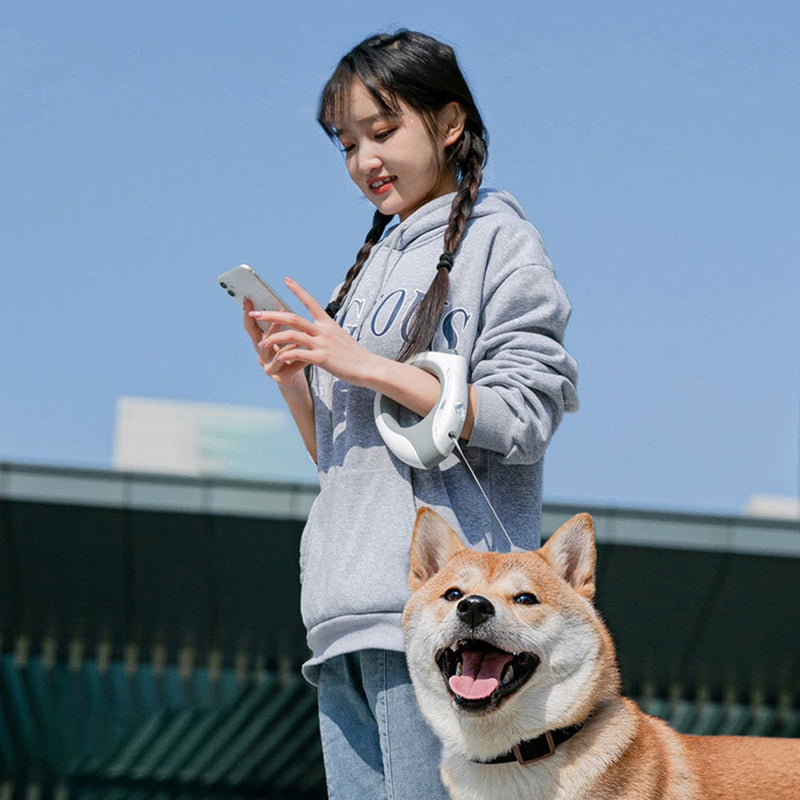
[512,730,555,765]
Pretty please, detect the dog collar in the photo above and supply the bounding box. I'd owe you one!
[475,722,585,766]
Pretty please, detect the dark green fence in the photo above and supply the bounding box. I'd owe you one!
[1,654,323,799]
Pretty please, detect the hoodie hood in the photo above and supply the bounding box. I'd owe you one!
[334,189,529,323]
[390,189,528,251]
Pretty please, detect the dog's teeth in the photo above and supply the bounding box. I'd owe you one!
[502,664,515,685]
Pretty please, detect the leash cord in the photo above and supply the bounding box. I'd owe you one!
[451,437,515,550]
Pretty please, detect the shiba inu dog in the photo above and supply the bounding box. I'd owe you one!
[403,507,800,800]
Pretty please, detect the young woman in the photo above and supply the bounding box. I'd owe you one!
[242,29,579,800]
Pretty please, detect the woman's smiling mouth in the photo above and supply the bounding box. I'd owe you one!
[368,175,396,194]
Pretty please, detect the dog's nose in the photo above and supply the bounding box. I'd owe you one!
[456,594,495,628]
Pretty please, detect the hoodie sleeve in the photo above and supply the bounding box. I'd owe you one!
[466,222,579,465]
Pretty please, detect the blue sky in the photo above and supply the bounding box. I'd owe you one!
[1,1,798,515]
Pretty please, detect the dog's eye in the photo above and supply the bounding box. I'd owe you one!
[442,587,463,602]
[513,592,539,605]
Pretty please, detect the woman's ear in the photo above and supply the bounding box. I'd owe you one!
[440,102,467,147]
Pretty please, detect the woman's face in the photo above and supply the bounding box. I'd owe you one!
[334,81,463,221]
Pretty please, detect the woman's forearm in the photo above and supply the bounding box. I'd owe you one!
[280,378,317,463]
[365,357,477,441]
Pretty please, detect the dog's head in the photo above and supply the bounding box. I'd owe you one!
[403,508,619,760]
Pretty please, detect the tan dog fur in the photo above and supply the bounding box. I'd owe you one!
[403,508,800,800]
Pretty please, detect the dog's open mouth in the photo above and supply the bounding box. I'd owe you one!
[437,640,539,712]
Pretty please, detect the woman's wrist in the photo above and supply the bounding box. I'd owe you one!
[344,350,391,391]
[365,357,441,416]
[365,354,478,439]
[278,370,310,399]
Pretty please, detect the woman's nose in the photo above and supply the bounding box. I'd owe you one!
[357,144,381,174]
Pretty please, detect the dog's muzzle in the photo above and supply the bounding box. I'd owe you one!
[437,639,540,713]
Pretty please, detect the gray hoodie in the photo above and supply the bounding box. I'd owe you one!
[301,189,578,683]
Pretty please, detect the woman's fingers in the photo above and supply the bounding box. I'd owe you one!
[249,308,317,336]
[248,277,373,383]
[242,297,309,386]
[243,298,262,344]
[284,276,327,319]
[258,324,314,350]
[248,276,330,335]
[260,347,306,383]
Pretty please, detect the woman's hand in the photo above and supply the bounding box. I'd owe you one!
[248,277,381,387]
[243,294,317,460]
[243,297,307,389]
[249,277,477,440]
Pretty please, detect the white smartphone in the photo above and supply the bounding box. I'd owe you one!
[217,264,293,331]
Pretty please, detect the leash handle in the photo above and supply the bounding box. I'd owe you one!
[374,351,468,470]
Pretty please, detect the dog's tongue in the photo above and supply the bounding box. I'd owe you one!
[449,649,513,700]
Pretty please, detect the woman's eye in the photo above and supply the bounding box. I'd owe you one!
[374,128,395,141]
[443,587,463,602]
[513,592,539,605]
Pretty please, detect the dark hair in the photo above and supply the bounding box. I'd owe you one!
[318,29,488,361]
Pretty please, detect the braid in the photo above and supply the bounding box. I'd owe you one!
[397,132,486,362]
[326,210,393,318]
[444,131,485,252]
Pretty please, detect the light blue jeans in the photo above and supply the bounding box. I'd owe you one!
[317,649,449,800]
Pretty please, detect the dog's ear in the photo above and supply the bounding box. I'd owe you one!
[409,507,465,591]
[538,514,596,600]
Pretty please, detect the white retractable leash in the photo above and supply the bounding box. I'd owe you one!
[374,351,468,471]
[374,350,514,548]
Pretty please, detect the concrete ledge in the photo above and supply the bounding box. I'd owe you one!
[3,462,799,554]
